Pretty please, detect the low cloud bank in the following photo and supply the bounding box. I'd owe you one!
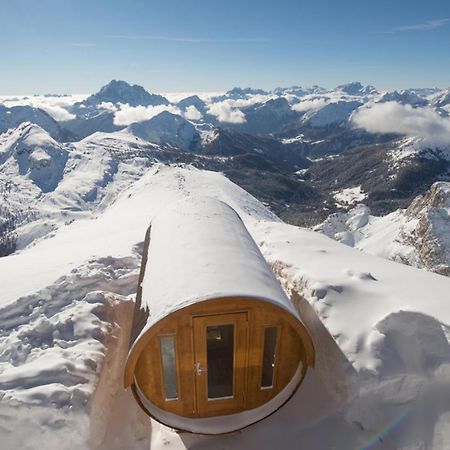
[352,102,450,145]
[113,104,182,126]
[206,94,278,124]
[0,95,83,121]
[292,98,329,112]
[207,101,246,123]
[183,105,203,121]
[35,104,76,122]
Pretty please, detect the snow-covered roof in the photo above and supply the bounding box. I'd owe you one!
[137,196,300,336]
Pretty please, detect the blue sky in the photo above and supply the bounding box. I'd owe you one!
[1,0,449,94]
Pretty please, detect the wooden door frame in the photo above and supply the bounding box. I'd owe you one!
[192,311,249,416]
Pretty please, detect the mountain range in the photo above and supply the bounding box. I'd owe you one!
[1,78,450,449]
[1,79,450,252]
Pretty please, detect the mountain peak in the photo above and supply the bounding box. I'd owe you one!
[225,87,268,98]
[82,80,170,107]
[127,111,201,151]
[378,90,427,106]
[177,95,207,113]
[0,104,62,140]
[2,122,59,154]
[336,82,378,96]
[0,122,67,193]
[273,85,327,96]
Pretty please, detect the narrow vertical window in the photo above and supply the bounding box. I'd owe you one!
[261,326,278,389]
[206,324,234,399]
[160,336,178,400]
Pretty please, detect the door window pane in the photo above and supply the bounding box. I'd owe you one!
[160,336,178,400]
[261,326,278,389]
[206,324,234,399]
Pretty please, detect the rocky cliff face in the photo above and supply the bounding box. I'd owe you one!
[313,181,450,276]
[405,182,450,276]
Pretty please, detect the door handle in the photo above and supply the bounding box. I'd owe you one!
[195,362,207,376]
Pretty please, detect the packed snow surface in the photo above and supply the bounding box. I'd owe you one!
[1,163,450,450]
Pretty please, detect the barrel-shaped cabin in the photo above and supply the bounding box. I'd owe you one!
[124,196,314,434]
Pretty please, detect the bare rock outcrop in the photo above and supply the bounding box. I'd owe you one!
[405,182,450,276]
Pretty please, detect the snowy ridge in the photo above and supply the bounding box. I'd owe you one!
[1,165,450,449]
[0,122,68,193]
[389,136,450,164]
[315,181,450,275]
[126,111,201,151]
[74,80,169,108]
[0,123,158,256]
[0,104,62,139]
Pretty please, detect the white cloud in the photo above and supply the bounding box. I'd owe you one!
[224,94,274,108]
[203,94,280,124]
[0,95,83,122]
[98,102,119,112]
[292,98,328,112]
[113,104,182,126]
[393,18,450,32]
[159,91,223,103]
[207,101,246,124]
[351,102,450,145]
[183,105,203,121]
[39,105,76,121]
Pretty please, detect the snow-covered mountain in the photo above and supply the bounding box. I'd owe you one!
[0,104,63,140]
[226,86,269,97]
[0,121,164,256]
[75,79,169,108]
[432,88,450,108]
[303,100,363,127]
[126,111,201,151]
[377,89,428,106]
[273,85,327,96]
[1,77,450,449]
[201,127,310,168]
[302,136,450,218]
[176,95,207,115]
[62,110,122,140]
[1,162,450,450]
[1,80,450,226]
[230,97,299,134]
[335,81,378,96]
[2,79,450,231]
[316,181,450,276]
[0,122,67,193]
[62,81,172,140]
[213,87,269,101]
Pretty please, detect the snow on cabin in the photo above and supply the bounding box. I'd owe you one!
[124,196,314,434]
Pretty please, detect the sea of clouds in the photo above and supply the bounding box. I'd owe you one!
[0,94,87,121]
[352,101,450,145]
[2,92,450,147]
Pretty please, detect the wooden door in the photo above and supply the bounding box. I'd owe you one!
[193,312,248,416]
